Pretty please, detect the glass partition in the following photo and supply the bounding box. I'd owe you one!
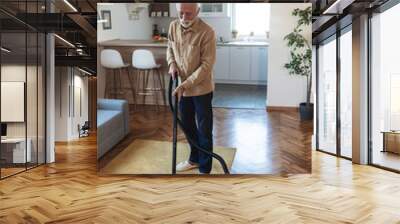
[317,36,337,155]
[0,1,46,179]
[1,31,28,178]
[370,3,400,171]
[339,28,352,158]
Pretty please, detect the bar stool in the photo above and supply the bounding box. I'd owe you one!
[132,49,166,110]
[100,49,136,104]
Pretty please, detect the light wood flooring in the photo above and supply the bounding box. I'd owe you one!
[372,151,400,171]
[0,119,400,222]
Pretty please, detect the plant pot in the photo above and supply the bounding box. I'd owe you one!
[299,102,313,121]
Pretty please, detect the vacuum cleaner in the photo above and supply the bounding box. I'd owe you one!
[168,75,230,174]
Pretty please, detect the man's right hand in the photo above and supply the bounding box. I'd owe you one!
[168,62,178,79]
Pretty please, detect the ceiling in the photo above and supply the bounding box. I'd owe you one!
[0,0,98,74]
[1,0,397,74]
[311,0,391,43]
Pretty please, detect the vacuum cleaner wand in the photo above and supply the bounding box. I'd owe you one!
[168,75,230,174]
[172,76,178,174]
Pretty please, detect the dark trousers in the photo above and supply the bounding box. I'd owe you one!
[179,92,213,173]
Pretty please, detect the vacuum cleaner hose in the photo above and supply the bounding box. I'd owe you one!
[168,76,230,174]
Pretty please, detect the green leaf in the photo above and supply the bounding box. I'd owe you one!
[283,7,312,102]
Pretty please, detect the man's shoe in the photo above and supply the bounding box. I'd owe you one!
[176,161,199,172]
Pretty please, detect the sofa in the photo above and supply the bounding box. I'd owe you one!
[97,99,130,159]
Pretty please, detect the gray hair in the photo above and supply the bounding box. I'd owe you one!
[175,3,201,11]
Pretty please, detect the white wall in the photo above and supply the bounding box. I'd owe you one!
[97,3,153,42]
[153,16,232,42]
[55,67,89,141]
[55,67,69,141]
[97,47,105,99]
[152,17,173,36]
[72,74,89,138]
[202,17,232,42]
[1,65,39,137]
[1,66,26,137]
[267,3,312,107]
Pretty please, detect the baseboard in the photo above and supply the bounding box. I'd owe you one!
[266,106,299,112]
[214,80,267,85]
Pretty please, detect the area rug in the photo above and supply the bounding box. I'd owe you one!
[100,139,236,175]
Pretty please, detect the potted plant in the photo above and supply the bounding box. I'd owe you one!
[284,7,313,120]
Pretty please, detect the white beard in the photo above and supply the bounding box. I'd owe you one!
[180,18,197,28]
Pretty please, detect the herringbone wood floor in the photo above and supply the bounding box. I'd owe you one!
[1,110,400,223]
[1,135,400,223]
[99,106,312,174]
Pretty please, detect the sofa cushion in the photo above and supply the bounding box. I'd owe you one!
[97,109,125,158]
[97,99,130,159]
[98,99,130,135]
[98,109,121,127]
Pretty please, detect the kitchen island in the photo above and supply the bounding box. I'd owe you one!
[98,39,170,106]
[98,39,169,72]
[98,39,269,47]
[97,39,269,105]
[99,39,168,48]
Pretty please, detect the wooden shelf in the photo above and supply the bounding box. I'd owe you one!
[149,3,170,17]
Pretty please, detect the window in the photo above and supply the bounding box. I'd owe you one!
[232,3,270,38]
[340,28,352,158]
[370,2,400,171]
[317,36,337,155]
[316,27,352,159]
[390,74,400,130]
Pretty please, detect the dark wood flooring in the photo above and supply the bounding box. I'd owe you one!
[98,105,312,174]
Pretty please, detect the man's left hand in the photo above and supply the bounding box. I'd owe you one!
[172,84,185,101]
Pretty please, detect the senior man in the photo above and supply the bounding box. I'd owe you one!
[167,3,216,174]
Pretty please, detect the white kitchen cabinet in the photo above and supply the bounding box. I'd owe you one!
[229,46,251,81]
[199,3,229,17]
[213,44,268,84]
[170,3,228,18]
[213,46,230,80]
[250,46,268,83]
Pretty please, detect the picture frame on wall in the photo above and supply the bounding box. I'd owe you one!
[101,10,112,30]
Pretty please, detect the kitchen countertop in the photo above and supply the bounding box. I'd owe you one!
[98,39,168,47]
[98,39,269,47]
[221,41,269,47]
